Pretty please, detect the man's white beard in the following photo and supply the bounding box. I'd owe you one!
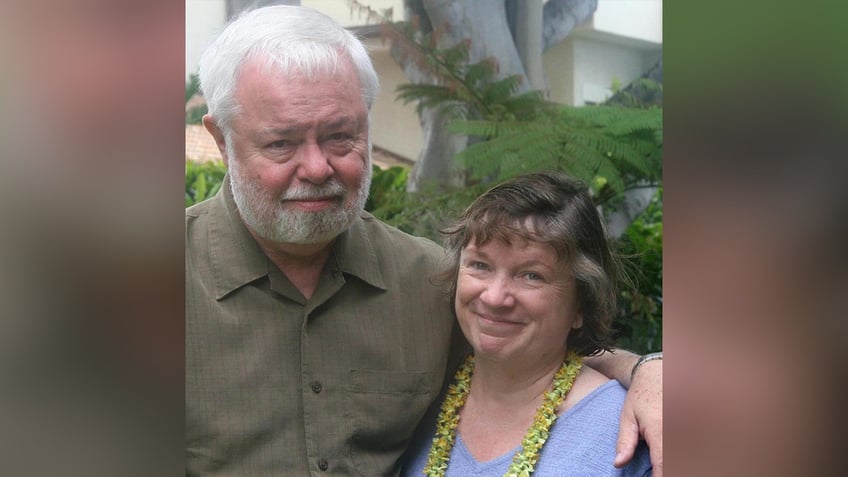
[228,152,371,245]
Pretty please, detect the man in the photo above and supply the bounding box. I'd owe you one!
[187,5,661,476]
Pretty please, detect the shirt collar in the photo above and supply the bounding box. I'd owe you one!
[209,176,387,300]
[332,212,387,291]
[209,176,268,300]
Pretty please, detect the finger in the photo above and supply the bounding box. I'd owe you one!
[613,408,640,467]
[648,442,663,477]
[645,426,663,476]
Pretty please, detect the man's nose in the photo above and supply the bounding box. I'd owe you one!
[296,143,333,184]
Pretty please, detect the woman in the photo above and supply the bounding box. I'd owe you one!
[403,172,652,476]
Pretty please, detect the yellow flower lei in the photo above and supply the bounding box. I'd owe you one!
[423,352,583,477]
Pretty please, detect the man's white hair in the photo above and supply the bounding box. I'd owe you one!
[198,5,380,134]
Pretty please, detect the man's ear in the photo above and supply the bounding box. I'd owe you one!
[202,114,229,166]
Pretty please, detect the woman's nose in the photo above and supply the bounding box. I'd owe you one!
[479,276,515,308]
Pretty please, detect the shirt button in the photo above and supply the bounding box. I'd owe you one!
[311,381,322,393]
[317,458,329,471]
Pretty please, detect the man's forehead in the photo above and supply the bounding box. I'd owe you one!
[238,52,356,82]
[234,58,361,102]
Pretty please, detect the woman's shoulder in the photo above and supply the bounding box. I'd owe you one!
[558,363,621,415]
[540,378,651,476]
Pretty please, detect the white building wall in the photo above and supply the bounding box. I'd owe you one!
[546,35,659,107]
[543,38,576,105]
[592,0,662,44]
[364,41,424,161]
[572,36,651,105]
[545,0,662,107]
[186,0,227,79]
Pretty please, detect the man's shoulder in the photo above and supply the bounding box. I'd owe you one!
[186,196,216,220]
[186,195,228,241]
[185,196,224,257]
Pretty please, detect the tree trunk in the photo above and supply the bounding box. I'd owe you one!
[402,0,528,191]
[407,105,469,190]
[604,184,657,238]
[542,0,597,51]
[512,0,545,92]
[399,0,599,191]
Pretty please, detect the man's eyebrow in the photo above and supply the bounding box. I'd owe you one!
[257,126,300,137]
[320,117,359,131]
[256,117,361,137]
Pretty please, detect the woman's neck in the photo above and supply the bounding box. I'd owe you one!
[469,352,565,408]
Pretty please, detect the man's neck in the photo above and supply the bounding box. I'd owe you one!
[250,230,335,300]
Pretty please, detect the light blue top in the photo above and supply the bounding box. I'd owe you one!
[402,380,652,476]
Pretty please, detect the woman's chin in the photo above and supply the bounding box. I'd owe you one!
[472,335,520,360]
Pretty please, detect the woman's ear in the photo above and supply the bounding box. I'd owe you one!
[572,311,584,330]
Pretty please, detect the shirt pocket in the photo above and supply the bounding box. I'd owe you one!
[346,369,435,476]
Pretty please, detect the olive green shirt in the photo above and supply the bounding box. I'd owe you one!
[186,178,457,476]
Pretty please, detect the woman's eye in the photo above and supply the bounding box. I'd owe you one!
[524,272,543,281]
[469,261,489,271]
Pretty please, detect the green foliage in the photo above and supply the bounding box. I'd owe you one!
[365,165,474,241]
[186,73,200,103]
[186,105,208,126]
[364,165,410,221]
[606,77,664,109]
[613,189,663,353]
[389,20,661,207]
[377,184,486,243]
[186,73,208,125]
[452,104,662,204]
[390,21,544,122]
[185,160,226,207]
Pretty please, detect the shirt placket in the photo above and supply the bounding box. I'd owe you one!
[300,270,346,475]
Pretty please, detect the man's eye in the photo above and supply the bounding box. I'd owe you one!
[524,272,543,281]
[327,132,351,142]
[267,140,290,149]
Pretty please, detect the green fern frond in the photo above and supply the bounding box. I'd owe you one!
[396,83,471,116]
[560,129,652,178]
[387,15,661,208]
[480,75,523,104]
[568,105,662,136]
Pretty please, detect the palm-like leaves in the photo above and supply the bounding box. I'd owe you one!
[452,104,662,200]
